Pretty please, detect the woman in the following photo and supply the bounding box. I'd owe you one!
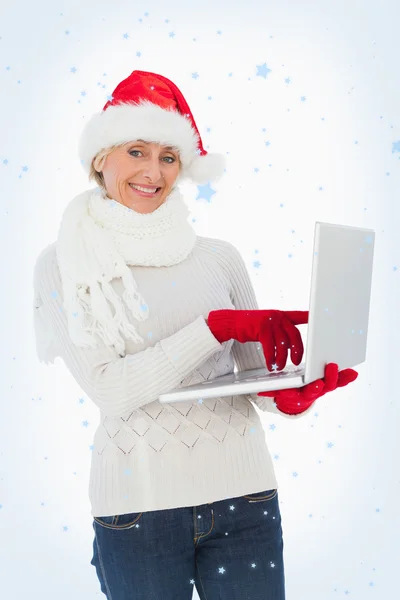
[33,70,357,600]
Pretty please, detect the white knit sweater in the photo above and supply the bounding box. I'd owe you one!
[33,236,313,517]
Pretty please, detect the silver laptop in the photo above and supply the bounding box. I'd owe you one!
[159,222,375,403]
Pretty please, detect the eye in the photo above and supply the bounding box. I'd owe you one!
[129,150,176,163]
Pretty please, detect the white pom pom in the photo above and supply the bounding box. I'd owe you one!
[184,152,226,184]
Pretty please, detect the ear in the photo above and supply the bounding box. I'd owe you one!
[93,154,106,173]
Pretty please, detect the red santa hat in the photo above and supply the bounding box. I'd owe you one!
[78,69,226,185]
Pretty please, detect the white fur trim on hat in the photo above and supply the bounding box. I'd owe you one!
[78,100,225,184]
[181,152,226,185]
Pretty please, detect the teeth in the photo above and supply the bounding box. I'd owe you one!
[130,184,158,194]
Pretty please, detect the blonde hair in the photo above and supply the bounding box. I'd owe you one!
[89,142,182,190]
[89,143,125,189]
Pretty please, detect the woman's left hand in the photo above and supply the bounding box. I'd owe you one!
[257,362,359,415]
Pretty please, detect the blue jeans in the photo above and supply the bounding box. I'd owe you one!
[90,488,285,599]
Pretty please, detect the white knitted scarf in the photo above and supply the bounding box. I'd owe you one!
[56,185,197,356]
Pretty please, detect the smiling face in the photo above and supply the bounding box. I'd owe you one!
[94,140,181,214]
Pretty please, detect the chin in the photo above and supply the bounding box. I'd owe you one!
[132,199,166,214]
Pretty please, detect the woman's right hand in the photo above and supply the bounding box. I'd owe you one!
[207,309,308,371]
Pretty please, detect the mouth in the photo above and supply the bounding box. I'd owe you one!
[129,183,162,198]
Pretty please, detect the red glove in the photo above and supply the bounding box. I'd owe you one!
[207,309,308,371]
[257,362,358,415]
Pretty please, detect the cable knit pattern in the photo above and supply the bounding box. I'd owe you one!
[33,236,311,517]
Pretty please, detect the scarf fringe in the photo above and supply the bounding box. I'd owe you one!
[120,267,150,322]
[65,281,98,349]
[101,276,146,345]
[56,186,197,355]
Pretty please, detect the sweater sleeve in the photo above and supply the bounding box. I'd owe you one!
[33,246,223,418]
[222,240,312,420]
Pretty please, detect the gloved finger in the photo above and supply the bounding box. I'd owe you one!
[257,390,276,397]
[258,320,276,371]
[323,363,339,393]
[280,314,304,365]
[284,310,309,325]
[258,388,299,399]
[271,321,289,370]
[302,378,325,400]
[337,368,358,387]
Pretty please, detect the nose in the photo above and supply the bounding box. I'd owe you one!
[141,156,163,183]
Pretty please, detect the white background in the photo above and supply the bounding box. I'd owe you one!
[0,0,399,598]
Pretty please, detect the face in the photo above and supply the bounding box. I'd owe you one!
[96,140,181,214]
